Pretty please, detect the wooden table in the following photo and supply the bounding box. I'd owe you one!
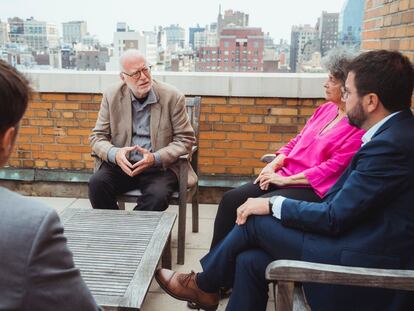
[60,208,176,311]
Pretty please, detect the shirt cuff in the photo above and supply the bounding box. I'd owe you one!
[108,147,120,164]
[271,196,286,219]
[153,152,161,167]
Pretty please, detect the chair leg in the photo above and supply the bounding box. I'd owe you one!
[192,187,199,233]
[118,201,126,210]
[161,234,172,269]
[177,193,186,265]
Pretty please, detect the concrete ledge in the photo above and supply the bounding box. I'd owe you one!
[0,167,91,183]
[25,70,327,98]
[0,168,251,203]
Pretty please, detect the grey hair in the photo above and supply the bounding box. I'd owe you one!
[322,47,359,85]
[119,49,147,72]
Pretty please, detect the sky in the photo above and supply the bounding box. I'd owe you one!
[0,0,346,44]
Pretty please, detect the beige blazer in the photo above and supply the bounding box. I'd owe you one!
[90,80,197,187]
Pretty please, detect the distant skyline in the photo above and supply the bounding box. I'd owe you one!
[1,0,346,44]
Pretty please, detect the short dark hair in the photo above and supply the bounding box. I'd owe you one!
[0,60,31,133]
[348,50,414,112]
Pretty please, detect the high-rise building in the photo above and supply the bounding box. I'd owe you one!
[338,0,364,49]
[106,23,157,70]
[22,18,59,51]
[196,27,264,72]
[62,21,87,45]
[0,20,8,46]
[289,25,318,72]
[164,24,185,49]
[189,25,205,48]
[8,17,24,44]
[319,11,339,56]
[218,7,249,34]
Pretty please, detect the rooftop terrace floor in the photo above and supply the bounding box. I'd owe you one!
[31,196,275,310]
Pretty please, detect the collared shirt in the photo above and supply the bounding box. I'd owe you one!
[107,87,161,166]
[271,110,402,219]
[361,111,400,146]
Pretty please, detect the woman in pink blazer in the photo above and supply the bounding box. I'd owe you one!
[211,51,365,251]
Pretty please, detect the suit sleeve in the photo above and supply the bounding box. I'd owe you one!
[23,209,102,311]
[89,92,114,162]
[156,94,196,167]
[281,139,408,236]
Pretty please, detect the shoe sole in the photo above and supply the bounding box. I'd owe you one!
[154,273,218,311]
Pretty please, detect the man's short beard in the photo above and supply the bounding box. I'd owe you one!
[347,99,366,129]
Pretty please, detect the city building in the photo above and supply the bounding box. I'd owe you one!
[338,0,365,49]
[164,24,185,50]
[76,49,108,70]
[105,23,157,71]
[0,20,8,47]
[218,7,249,34]
[196,27,264,72]
[319,11,339,56]
[62,21,87,45]
[289,24,318,72]
[189,25,205,48]
[7,17,59,51]
[8,17,24,45]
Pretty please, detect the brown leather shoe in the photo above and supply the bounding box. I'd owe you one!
[155,268,219,311]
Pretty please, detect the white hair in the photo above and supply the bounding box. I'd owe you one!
[119,49,147,71]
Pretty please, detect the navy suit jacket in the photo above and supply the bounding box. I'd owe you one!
[282,109,414,311]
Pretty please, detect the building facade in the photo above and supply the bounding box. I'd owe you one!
[62,21,87,45]
[319,11,339,56]
[196,27,264,72]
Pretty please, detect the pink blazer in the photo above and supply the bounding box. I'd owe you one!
[276,102,365,198]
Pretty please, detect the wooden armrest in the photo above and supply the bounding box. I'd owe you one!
[260,153,276,163]
[266,260,414,291]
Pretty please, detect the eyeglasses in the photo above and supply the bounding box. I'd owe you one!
[122,65,151,80]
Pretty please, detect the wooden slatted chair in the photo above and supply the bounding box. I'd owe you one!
[116,96,201,265]
[92,96,200,265]
[266,260,414,311]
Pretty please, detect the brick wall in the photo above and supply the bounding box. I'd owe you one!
[362,0,414,61]
[9,93,324,177]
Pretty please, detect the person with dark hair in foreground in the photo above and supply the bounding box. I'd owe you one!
[155,50,414,311]
[0,60,101,311]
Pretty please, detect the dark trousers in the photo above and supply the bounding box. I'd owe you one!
[88,162,178,211]
[211,182,322,249]
[197,215,304,311]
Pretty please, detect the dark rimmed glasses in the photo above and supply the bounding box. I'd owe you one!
[122,65,152,80]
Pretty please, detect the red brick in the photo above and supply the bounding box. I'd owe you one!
[202,97,226,104]
[229,98,254,105]
[200,165,226,174]
[213,106,241,114]
[67,94,92,101]
[41,93,66,101]
[254,133,282,142]
[227,167,253,175]
[55,103,80,110]
[255,98,283,106]
[213,124,240,131]
[214,158,240,166]
[241,141,269,150]
[214,141,241,149]
[241,124,267,132]
[199,132,226,140]
[226,133,254,141]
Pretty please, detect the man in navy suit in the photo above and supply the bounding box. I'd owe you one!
[155,50,414,311]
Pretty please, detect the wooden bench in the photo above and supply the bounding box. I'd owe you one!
[60,207,176,310]
[265,260,414,311]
